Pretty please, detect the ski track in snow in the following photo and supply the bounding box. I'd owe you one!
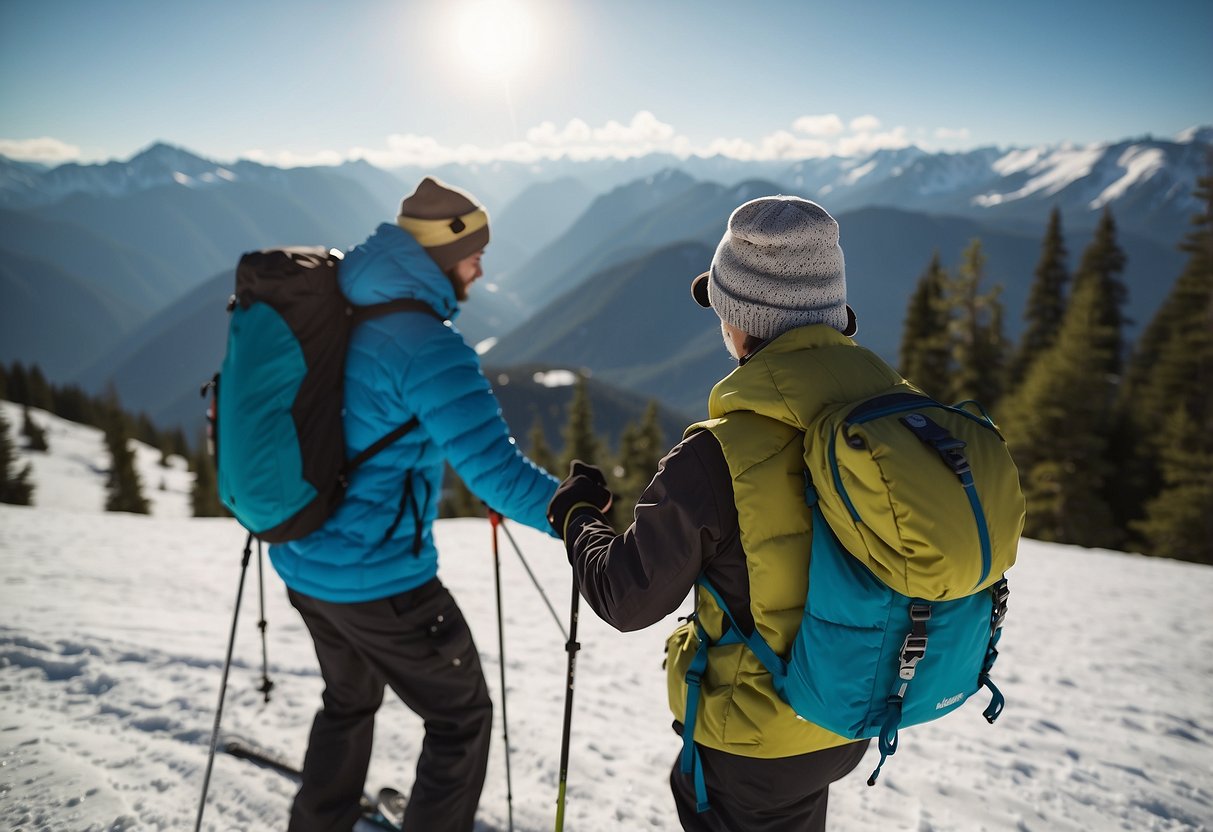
[2,402,1212,831]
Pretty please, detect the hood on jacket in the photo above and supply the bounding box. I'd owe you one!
[339,223,461,320]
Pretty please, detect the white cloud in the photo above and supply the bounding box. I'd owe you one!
[526,118,592,146]
[849,115,882,132]
[335,111,696,168]
[593,110,676,144]
[243,147,346,167]
[837,126,910,156]
[226,112,963,169]
[792,114,845,136]
[0,137,81,163]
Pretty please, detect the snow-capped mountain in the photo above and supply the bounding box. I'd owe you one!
[0,143,244,208]
[2,129,1207,243]
[976,135,1209,213]
[773,131,1210,238]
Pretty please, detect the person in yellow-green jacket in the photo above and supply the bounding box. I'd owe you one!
[546,195,895,831]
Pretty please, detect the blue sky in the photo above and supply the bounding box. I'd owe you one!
[1,0,1209,166]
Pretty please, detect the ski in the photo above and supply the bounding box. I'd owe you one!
[219,735,402,831]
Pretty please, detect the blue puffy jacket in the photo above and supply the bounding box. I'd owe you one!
[269,223,559,602]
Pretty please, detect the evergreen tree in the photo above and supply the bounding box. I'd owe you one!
[1132,407,1213,563]
[26,365,53,411]
[999,277,1120,547]
[0,363,7,402]
[21,406,49,452]
[104,418,150,514]
[0,409,35,506]
[898,251,952,398]
[560,376,602,470]
[133,412,160,449]
[526,416,558,475]
[1008,206,1070,387]
[50,383,99,427]
[167,428,192,461]
[190,447,227,517]
[439,466,483,518]
[611,402,666,523]
[1071,208,1128,376]
[7,363,30,405]
[1118,171,1213,559]
[945,239,1007,408]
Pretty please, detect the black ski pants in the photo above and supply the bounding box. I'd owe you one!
[287,578,493,832]
[670,737,871,831]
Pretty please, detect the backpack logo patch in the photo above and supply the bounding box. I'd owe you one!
[935,692,966,710]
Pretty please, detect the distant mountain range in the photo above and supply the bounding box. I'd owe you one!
[484,205,1185,416]
[0,128,1206,433]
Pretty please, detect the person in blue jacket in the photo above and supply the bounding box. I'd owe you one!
[270,177,559,832]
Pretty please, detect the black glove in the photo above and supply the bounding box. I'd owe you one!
[546,460,613,537]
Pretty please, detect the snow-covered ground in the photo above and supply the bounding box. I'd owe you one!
[2,401,1212,831]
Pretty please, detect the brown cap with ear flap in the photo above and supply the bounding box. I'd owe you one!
[397,177,490,271]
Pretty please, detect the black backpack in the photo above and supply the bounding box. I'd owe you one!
[206,246,440,542]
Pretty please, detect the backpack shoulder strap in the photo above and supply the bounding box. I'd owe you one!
[349,297,446,324]
[679,577,787,814]
[697,578,788,679]
[338,297,446,480]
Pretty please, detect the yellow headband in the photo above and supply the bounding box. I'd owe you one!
[396,208,489,248]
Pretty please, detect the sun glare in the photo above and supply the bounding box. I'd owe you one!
[454,0,538,81]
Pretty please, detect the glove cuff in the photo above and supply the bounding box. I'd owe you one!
[563,501,602,538]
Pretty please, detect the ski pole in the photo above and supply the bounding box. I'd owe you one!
[488,511,515,832]
[498,516,567,641]
[554,570,581,832]
[194,533,254,832]
[255,539,274,703]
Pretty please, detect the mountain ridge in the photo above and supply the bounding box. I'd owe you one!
[5,128,1206,247]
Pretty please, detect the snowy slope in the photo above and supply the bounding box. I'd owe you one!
[2,404,1211,831]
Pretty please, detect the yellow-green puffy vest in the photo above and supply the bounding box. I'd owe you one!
[665,324,915,758]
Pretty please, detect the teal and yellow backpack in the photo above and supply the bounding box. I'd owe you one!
[688,388,1025,799]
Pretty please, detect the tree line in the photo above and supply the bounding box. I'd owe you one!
[440,381,667,528]
[0,364,221,515]
[465,175,1211,564]
[899,175,1212,564]
[4,176,1208,562]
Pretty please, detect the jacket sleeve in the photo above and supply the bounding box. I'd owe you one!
[563,430,737,632]
[403,325,559,536]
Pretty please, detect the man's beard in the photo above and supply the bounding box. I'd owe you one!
[446,271,470,302]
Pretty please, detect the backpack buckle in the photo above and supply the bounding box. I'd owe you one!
[898,635,928,680]
[940,447,971,476]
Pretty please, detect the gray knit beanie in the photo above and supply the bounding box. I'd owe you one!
[691,195,856,339]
